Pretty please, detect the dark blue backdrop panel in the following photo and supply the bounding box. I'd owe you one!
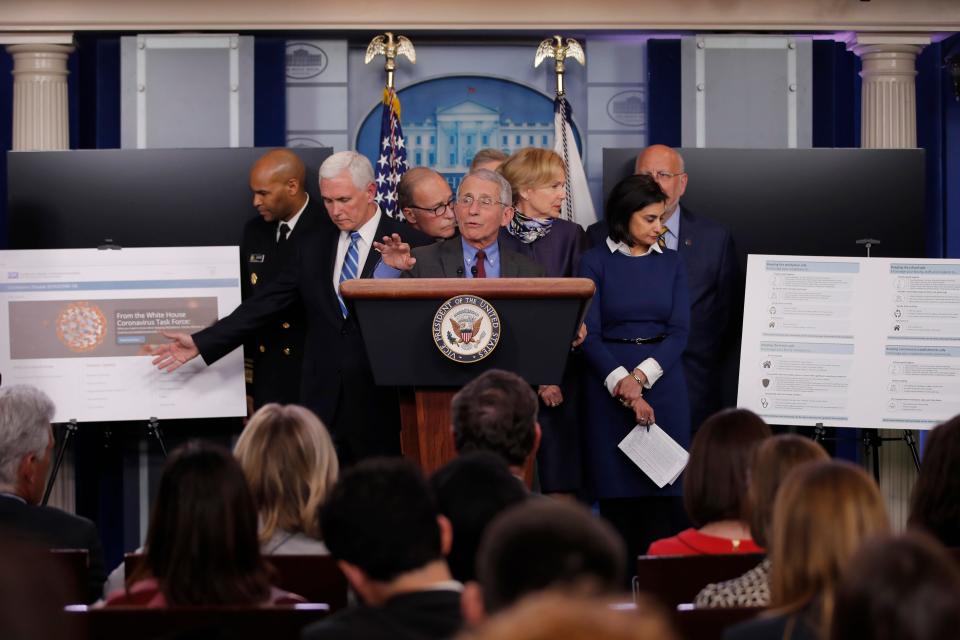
[0,48,12,249]
[254,37,287,147]
[812,41,860,149]
[646,39,682,148]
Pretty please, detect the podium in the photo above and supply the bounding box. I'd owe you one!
[341,278,595,475]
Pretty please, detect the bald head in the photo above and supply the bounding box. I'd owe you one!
[634,145,687,220]
[250,149,308,223]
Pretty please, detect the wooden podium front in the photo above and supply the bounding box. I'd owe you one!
[341,278,594,475]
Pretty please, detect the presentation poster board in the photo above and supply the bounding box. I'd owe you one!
[738,255,960,431]
[0,247,245,423]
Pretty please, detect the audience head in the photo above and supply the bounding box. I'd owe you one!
[142,440,270,605]
[451,369,539,470]
[830,532,960,640]
[249,148,307,223]
[908,415,960,546]
[234,403,338,545]
[430,451,528,582]
[454,169,514,249]
[770,460,889,621]
[469,500,626,619]
[319,150,377,232]
[470,148,509,172]
[321,458,450,601]
[497,147,566,217]
[683,408,771,528]
[460,592,678,640]
[396,167,457,239]
[0,385,55,505]
[604,174,667,250]
[747,435,829,547]
[634,144,687,217]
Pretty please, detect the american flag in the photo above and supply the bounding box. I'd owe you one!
[373,88,407,219]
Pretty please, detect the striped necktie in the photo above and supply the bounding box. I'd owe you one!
[338,231,361,318]
[657,226,668,249]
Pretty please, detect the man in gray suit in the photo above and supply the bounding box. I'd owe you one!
[374,169,544,279]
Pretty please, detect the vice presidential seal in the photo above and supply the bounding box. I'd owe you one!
[432,295,501,363]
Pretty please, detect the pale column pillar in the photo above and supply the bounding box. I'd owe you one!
[847,34,930,149]
[847,33,931,531]
[6,42,75,150]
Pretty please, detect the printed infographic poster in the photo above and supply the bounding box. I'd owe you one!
[738,255,960,431]
[0,247,245,422]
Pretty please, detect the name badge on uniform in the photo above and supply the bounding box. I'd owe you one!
[249,254,266,263]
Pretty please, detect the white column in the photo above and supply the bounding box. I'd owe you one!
[6,42,75,150]
[847,33,930,149]
[848,33,930,531]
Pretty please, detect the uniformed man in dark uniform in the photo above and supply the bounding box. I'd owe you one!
[241,149,326,411]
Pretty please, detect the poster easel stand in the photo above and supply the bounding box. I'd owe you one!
[42,418,78,506]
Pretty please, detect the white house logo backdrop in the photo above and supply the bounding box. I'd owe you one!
[432,295,501,363]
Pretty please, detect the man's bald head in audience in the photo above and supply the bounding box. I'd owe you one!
[249,149,309,223]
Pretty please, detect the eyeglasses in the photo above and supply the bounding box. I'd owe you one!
[642,170,686,181]
[456,195,508,209]
[408,198,455,216]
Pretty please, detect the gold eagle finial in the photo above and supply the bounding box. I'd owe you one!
[365,32,417,90]
[534,35,585,96]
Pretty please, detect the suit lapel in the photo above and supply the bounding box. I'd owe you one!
[500,243,517,278]
[440,238,465,277]
[677,208,692,254]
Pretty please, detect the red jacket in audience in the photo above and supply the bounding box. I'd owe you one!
[646,528,763,556]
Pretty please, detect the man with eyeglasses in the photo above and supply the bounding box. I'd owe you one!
[587,144,739,433]
[397,167,458,240]
[374,169,544,279]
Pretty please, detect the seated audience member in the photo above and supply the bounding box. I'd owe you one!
[451,369,541,484]
[830,532,960,640]
[458,592,678,640]
[724,461,890,640]
[695,435,829,608]
[647,409,771,556]
[0,385,106,603]
[462,500,626,625]
[907,414,960,546]
[104,441,303,607]
[234,403,338,554]
[0,535,73,640]
[302,458,462,640]
[470,148,509,172]
[430,451,528,582]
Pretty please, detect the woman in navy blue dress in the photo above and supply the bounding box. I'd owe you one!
[578,174,691,562]
[498,147,588,495]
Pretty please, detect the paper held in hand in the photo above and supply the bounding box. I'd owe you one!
[617,424,689,489]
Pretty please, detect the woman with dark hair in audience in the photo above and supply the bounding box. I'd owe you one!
[695,435,829,608]
[830,532,960,640]
[647,408,770,556]
[498,147,588,497]
[907,414,960,547]
[578,174,690,561]
[234,403,338,554]
[724,460,890,640]
[104,441,303,607]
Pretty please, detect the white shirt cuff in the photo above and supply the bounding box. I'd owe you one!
[634,358,663,388]
[604,366,630,397]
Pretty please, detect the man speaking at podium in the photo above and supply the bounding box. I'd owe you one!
[374,169,544,279]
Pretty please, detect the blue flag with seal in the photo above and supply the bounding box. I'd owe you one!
[373,88,408,219]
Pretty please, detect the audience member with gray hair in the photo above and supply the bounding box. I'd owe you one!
[0,385,105,602]
[374,168,544,278]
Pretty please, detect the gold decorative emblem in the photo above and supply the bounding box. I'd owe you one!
[534,35,585,96]
[432,295,501,363]
[365,31,416,90]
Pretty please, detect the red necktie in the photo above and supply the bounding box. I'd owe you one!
[475,250,487,278]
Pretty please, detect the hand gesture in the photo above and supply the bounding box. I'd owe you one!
[631,397,656,427]
[150,332,199,372]
[571,322,587,348]
[613,375,644,403]
[538,384,564,408]
[372,233,417,271]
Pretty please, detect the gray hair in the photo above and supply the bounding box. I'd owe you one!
[318,151,375,190]
[0,385,54,487]
[459,168,512,206]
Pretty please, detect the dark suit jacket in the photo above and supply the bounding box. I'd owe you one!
[587,206,739,430]
[301,589,463,640]
[240,197,327,408]
[0,494,106,603]
[194,212,431,464]
[400,237,546,278]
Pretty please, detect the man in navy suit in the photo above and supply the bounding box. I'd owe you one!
[588,145,738,432]
[151,151,430,464]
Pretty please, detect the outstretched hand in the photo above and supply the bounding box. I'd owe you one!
[150,332,199,372]
[373,233,417,271]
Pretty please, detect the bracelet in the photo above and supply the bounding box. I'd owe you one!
[631,373,644,395]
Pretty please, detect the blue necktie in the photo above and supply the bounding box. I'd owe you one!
[338,231,361,318]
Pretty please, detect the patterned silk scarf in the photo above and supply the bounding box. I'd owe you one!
[507,209,554,244]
